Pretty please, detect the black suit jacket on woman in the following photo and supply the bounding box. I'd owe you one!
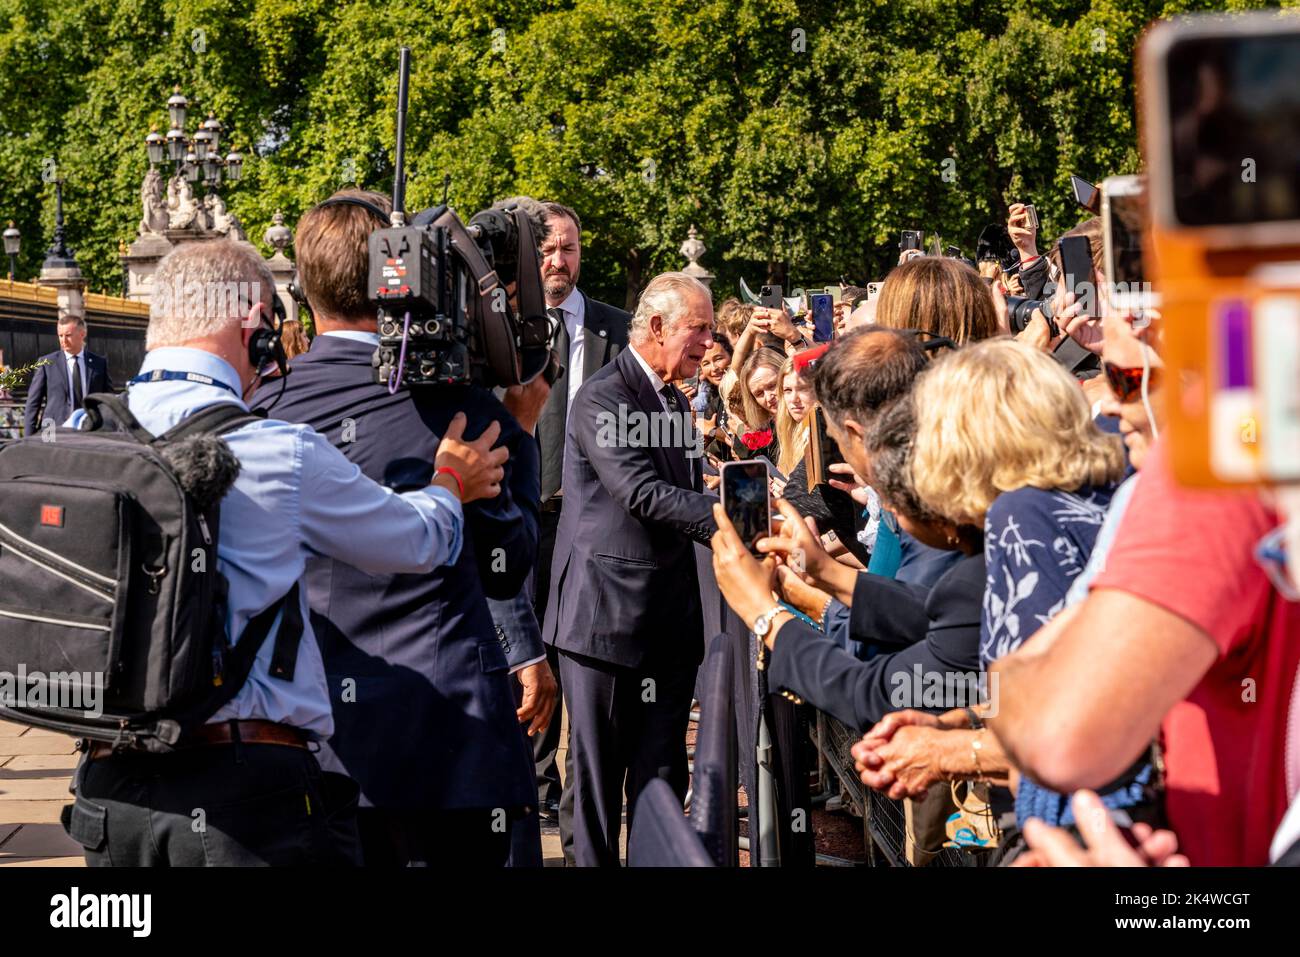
[768,552,987,732]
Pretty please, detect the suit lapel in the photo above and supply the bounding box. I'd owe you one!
[619,349,694,490]
[582,293,607,383]
[52,352,68,402]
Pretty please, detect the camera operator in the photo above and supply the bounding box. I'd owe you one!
[63,240,501,866]
[250,190,539,867]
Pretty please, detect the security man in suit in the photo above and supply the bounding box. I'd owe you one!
[23,315,113,435]
[528,202,630,831]
[252,189,541,867]
[542,271,718,866]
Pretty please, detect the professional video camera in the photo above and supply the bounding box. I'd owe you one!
[367,48,555,390]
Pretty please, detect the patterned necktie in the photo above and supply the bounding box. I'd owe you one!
[659,383,680,414]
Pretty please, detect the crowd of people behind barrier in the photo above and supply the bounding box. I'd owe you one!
[704,197,1300,867]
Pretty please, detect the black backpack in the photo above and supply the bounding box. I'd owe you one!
[0,393,301,751]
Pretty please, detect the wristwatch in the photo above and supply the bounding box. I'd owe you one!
[752,604,787,639]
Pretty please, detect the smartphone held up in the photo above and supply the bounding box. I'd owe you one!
[721,460,773,556]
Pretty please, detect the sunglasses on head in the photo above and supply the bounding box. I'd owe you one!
[1101,359,1160,403]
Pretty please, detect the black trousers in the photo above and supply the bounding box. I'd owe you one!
[357,807,512,867]
[558,649,697,867]
[533,507,565,806]
[66,742,360,866]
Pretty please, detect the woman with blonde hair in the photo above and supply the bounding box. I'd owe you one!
[774,355,814,478]
[731,346,785,461]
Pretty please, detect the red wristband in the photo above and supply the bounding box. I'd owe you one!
[435,466,465,499]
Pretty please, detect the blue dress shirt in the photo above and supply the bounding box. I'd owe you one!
[67,346,464,738]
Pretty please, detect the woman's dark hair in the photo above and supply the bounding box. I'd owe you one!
[865,395,938,525]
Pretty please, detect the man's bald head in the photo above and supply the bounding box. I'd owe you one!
[811,327,928,430]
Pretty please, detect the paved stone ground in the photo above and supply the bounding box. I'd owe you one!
[0,720,82,866]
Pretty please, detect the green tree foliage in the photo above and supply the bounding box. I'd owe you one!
[0,0,1290,308]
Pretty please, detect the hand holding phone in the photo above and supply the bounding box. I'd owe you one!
[1007,204,1039,258]
[720,460,773,556]
[1058,235,1097,318]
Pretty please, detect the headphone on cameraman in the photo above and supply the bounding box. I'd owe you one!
[248,291,291,379]
[287,195,393,315]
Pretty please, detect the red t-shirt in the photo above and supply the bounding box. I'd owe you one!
[1093,444,1300,865]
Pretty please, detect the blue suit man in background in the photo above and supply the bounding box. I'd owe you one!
[252,190,546,866]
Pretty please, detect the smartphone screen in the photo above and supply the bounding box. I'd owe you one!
[1058,235,1097,317]
[900,230,923,251]
[721,460,772,554]
[1106,188,1146,290]
[810,293,834,342]
[1164,32,1300,227]
[1023,204,1039,229]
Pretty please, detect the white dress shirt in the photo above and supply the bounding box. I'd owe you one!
[553,286,586,410]
[628,344,671,413]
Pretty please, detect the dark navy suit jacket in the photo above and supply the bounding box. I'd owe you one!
[24,349,112,434]
[251,334,536,811]
[768,552,987,732]
[542,347,716,669]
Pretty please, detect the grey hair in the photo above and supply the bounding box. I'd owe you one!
[57,314,87,330]
[629,272,711,345]
[147,239,275,349]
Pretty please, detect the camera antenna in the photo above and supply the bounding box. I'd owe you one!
[391,46,411,227]
[441,174,450,207]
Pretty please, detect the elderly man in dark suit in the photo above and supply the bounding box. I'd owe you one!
[542,271,718,866]
[527,201,629,829]
[251,189,540,866]
[23,315,113,435]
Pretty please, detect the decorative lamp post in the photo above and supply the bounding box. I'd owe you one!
[224,146,244,182]
[145,127,165,165]
[167,86,188,129]
[43,179,76,270]
[144,88,241,198]
[3,221,19,282]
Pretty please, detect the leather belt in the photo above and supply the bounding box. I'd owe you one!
[540,496,563,514]
[85,719,309,760]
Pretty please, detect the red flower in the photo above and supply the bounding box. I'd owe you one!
[741,429,772,451]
